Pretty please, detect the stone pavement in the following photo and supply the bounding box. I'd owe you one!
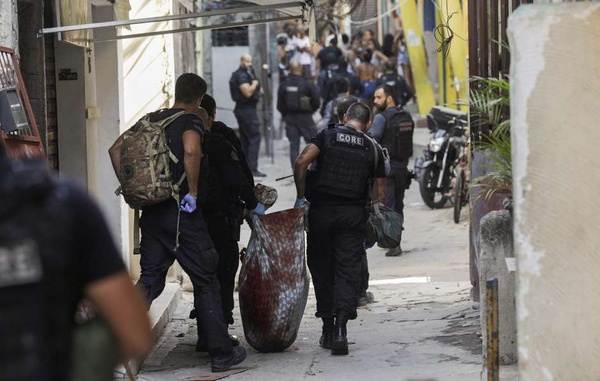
[127,123,519,381]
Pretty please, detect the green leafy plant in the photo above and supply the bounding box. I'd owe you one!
[463,75,512,202]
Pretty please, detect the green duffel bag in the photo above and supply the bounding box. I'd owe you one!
[71,303,119,381]
[365,203,403,249]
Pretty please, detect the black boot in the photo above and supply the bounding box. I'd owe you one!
[319,318,334,349]
[331,313,349,355]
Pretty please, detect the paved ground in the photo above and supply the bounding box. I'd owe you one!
[130,125,519,381]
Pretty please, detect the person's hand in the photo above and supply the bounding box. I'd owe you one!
[294,197,308,208]
[250,203,266,216]
[180,194,197,213]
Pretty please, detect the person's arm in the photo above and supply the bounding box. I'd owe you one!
[369,114,386,142]
[182,130,202,197]
[294,143,320,199]
[72,184,153,361]
[376,178,386,204]
[86,272,153,361]
[108,134,125,181]
[239,80,259,99]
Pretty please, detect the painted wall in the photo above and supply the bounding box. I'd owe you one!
[508,3,600,380]
[92,4,129,261]
[0,0,18,50]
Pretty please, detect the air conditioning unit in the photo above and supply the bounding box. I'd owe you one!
[0,87,29,133]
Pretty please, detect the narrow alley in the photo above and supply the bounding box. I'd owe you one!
[131,131,518,381]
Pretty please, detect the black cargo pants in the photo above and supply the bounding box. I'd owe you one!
[137,203,232,354]
[307,204,366,320]
[205,212,241,325]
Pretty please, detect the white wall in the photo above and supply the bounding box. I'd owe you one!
[508,3,600,380]
[92,4,129,262]
[0,0,18,50]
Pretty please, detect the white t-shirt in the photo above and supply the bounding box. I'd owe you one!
[292,35,312,65]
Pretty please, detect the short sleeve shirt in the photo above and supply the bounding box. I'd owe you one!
[231,68,259,107]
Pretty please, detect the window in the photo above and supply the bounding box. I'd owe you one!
[212,27,249,46]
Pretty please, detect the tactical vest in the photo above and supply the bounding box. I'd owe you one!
[380,107,415,161]
[203,132,241,212]
[314,126,374,199]
[0,161,76,381]
[284,77,303,113]
[230,68,259,106]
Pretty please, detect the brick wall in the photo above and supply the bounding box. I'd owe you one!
[16,0,58,169]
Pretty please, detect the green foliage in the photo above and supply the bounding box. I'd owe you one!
[470,132,512,201]
[466,75,512,201]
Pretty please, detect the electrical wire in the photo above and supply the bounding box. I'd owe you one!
[432,0,465,60]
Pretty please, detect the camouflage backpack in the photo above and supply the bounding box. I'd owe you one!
[115,111,187,208]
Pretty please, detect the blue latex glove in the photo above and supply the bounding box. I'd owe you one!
[180,193,197,213]
[294,197,308,208]
[251,202,266,215]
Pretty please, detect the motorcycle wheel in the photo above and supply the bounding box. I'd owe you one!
[453,170,465,223]
[419,166,448,209]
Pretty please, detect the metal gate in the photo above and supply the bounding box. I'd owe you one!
[0,47,44,159]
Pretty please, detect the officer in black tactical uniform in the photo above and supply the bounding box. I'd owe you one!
[110,74,247,372]
[191,95,265,350]
[230,54,265,177]
[0,142,153,381]
[277,61,320,168]
[370,84,415,257]
[376,60,414,108]
[293,102,386,356]
[320,77,351,129]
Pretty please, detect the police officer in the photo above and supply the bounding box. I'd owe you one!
[109,74,247,372]
[277,61,320,168]
[370,84,415,257]
[377,60,414,108]
[192,95,265,349]
[230,54,265,178]
[294,102,386,356]
[0,142,153,381]
[321,77,351,129]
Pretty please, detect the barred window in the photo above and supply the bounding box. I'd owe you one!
[212,27,249,47]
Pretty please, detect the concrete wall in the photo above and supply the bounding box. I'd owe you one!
[508,3,600,380]
[0,0,18,50]
[479,210,517,366]
[92,4,129,261]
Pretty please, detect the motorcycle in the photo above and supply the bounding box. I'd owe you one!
[417,106,467,209]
